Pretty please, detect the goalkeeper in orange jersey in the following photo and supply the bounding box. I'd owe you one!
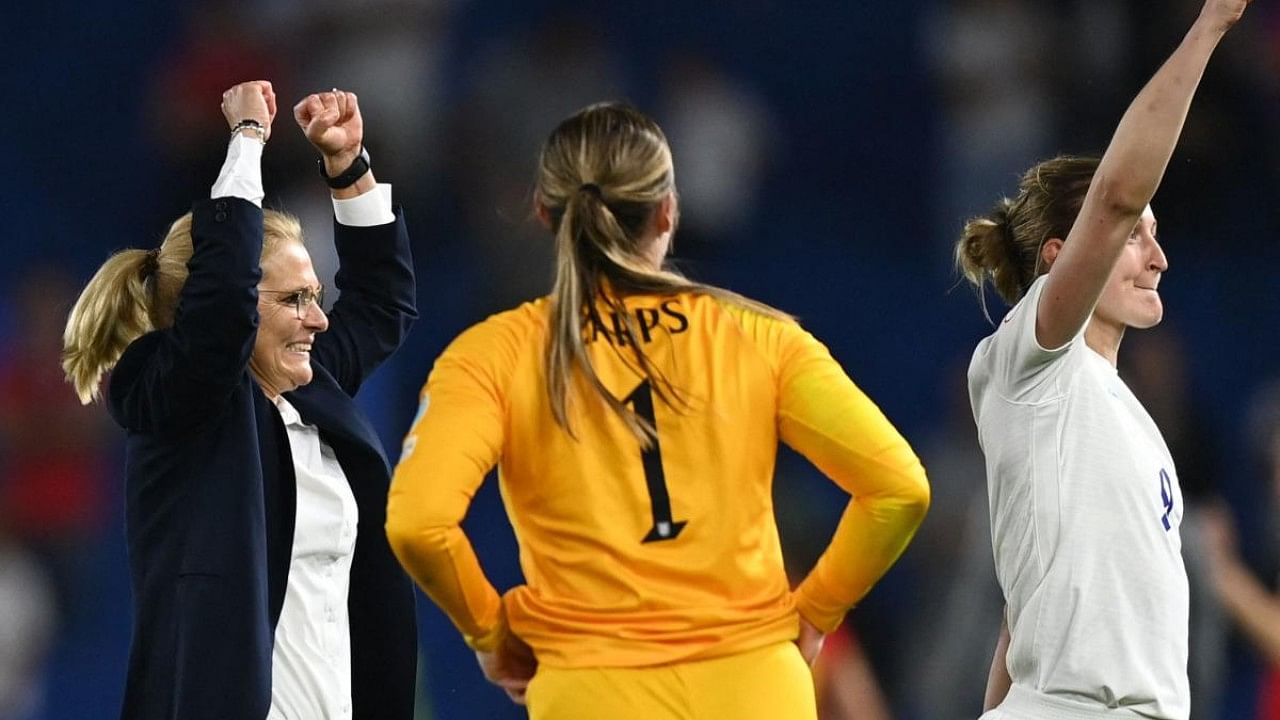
[386,102,930,720]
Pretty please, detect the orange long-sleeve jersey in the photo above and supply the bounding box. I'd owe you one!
[386,292,929,668]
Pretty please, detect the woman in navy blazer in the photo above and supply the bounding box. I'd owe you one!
[62,81,417,719]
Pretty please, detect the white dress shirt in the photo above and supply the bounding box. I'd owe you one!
[211,133,265,206]
[267,397,359,720]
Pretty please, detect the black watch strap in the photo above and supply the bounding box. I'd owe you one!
[319,146,371,189]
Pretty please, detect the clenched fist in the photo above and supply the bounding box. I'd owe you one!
[294,89,364,175]
[1199,0,1252,34]
[221,81,276,141]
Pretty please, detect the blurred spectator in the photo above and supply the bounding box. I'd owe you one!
[445,12,626,308]
[1203,379,1280,720]
[0,525,55,720]
[657,51,775,259]
[902,359,1002,720]
[1119,327,1220,499]
[1050,0,1131,150]
[0,267,114,631]
[262,0,456,298]
[813,624,893,720]
[777,459,896,720]
[1120,326,1230,718]
[260,0,456,202]
[1124,0,1280,255]
[147,3,287,215]
[923,0,1055,266]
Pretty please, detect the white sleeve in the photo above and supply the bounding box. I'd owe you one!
[332,184,394,227]
[982,275,1084,399]
[209,134,264,207]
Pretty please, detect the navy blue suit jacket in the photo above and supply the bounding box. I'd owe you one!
[108,198,418,720]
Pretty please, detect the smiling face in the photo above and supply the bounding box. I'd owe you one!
[249,240,328,399]
[1092,205,1168,334]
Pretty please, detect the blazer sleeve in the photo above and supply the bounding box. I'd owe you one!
[109,198,263,434]
[311,207,417,397]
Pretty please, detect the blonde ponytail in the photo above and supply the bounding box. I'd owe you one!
[539,102,790,445]
[62,212,193,405]
[61,208,303,405]
[62,248,157,404]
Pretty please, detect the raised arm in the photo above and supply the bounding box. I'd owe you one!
[294,90,416,393]
[105,82,277,431]
[1036,0,1250,348]
[295,89,379,200]
[1202,506,1280,663]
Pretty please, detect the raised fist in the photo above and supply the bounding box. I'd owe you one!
[220,81,277,141]
[1200,0,1252,34]
[293,89,364,170]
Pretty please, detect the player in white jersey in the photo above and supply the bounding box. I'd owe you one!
[952,0,1252,718]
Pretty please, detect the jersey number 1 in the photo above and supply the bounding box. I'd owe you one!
[624,380,687,543]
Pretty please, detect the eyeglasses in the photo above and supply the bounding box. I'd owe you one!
[259,286,325,319]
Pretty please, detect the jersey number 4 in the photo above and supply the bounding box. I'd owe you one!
[624,379,687,543]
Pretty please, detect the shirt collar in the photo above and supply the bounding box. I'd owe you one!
[273,394,304,427]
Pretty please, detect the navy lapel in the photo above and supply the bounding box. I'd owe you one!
[253,388,295,628]
[284,367,390,471]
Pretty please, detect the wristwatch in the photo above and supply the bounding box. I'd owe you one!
[319,146,371,189]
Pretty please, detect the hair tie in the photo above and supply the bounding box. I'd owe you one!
[994,204,1031,290]
[1000,220,1021,259]
[579,183,603,199]
[992,203,1020,256]
[141,248,160,278]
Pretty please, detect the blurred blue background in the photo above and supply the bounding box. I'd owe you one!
[3,1,1279,718]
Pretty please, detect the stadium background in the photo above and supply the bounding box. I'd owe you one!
[2,0,1279,718]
